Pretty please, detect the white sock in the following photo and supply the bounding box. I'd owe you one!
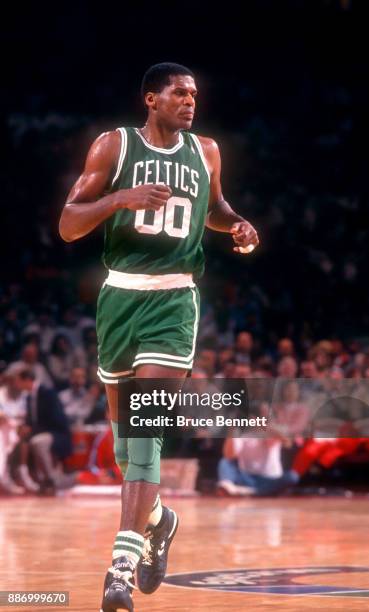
[112,530,144,566]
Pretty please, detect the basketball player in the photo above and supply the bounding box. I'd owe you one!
[59,63,259,611]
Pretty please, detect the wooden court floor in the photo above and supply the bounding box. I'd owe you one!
[1,494,369,611]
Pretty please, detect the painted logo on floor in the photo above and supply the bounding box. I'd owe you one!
[164,566,369,596]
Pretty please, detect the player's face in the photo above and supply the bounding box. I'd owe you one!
[154,75,197,130]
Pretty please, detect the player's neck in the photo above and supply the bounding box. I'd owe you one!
[140,121,180,149]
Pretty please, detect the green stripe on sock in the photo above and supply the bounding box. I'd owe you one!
[115,536,143,547]
[113,544,143,556]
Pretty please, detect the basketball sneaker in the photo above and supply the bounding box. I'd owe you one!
[136,506,178,594]
[100,556,136,612]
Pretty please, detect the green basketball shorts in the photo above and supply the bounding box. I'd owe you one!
[96,271,200,384]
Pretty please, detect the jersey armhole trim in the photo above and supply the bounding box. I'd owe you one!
[189,134,211,182]
[111,127,127,186]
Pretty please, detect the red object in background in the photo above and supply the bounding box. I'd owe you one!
[64,430,96,471]
[76,428,123,485]
[94,428,116,468]
[292,437,366,475]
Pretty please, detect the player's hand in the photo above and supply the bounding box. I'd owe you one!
[113,184,172,211]
[230,221,259,254]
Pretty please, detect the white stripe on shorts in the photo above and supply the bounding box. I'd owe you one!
[132,357,194,369]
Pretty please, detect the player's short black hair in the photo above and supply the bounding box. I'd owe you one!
[141,62,195,105]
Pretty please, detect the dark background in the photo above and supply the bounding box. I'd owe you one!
[1,0,368,352]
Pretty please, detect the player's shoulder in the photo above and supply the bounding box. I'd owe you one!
[195,135,217,147]
[194,135,220,162]
[190,134,220,171]
[193,134,219,151]
[94,130,121,147]
[88,130,122,164]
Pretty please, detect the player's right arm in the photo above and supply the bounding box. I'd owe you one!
[59,131,171,242]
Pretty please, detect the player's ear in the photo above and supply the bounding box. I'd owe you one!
[145,92,157,111]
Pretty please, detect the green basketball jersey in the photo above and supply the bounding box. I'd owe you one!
[102,127,210,278]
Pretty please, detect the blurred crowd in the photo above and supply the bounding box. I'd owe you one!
[1,292,369,496]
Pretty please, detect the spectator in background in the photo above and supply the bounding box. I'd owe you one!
[309,340,334,376]
[194,349,217,377]
[331,339,350,369]
[217,348,235,373]
[84,381,108,424]
[217,434,298,496]
[47,334,75,390]
[272,380,311,438]
[12,421,41,493]
[254,354,274,376]
[23,308,56,356]
[14,368,71,494]
[73,326,99,385]
[234,331,254,364]
[232,363,252,378]
[299,360,324,402]
[217,360,237,379]
[59,367,98,427]
[300,360,319,378]
[346,366,362,380]
[12,343,53,388]
[277,338,295,359]
[0,364,27,494]
[277,356,298,378]
[55,306,81,347]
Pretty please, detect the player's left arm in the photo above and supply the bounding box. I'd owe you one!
[199,136,259,253]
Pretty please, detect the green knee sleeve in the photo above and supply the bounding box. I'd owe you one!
[111,422,162,483]
[111,421,128,476]
[125,437,163,484]
[112,378,163,483]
